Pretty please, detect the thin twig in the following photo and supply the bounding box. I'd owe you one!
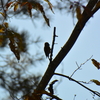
[54,73,100,97]
[0,0,7,21]
[70,55,93,77]
[73,94,76,100]
[50,27,57,62]
[78,80,91,84]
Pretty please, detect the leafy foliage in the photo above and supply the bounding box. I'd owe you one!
[0,0,100,100]
[0,11,44,100]
[0,22,28,60]
[0,0,55,60]
[0,49,44,99]
[5,0,54,26]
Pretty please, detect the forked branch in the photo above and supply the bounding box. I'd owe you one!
[35,0,99,98]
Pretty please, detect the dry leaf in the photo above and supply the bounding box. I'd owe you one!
[27,3,33,17]
[0,28,5,33]
[3,22,9,28]
[14,3,19,11]
[91,79,100,86]
[44,0,54,13]
[6,2,13,10]
[0,12,5,17]
[91,59,100,69]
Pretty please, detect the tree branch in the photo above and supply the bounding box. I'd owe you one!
[35,0,99,97]
[70,55,93,78]
[50,27,57,62]
[54,73,100,97]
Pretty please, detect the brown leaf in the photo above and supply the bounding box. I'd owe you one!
[35,3,44,13]
[20,2,33,17]
[43,14,50,26]
[32,2,50,26]
[0,12,5,18]
[0,28,5,33]
[0,35,4,46]
[27,3,33,17]
[20,2,28,7]
[14,3,19,11]
[91,79,100,86]
[9,37,20,61]
[3,22,9,28]
[6,2,13,10]
[44,0,54,13]
[91,59,100,69]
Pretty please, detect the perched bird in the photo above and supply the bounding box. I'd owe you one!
[44,42,50,58]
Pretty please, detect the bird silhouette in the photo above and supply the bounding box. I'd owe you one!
[44,42,50,58]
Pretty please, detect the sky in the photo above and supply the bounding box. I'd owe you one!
[1,0,100,100]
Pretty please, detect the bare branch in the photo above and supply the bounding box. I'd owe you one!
[70,55,93,77]
[54,73,100,97]
[50,27,57,62]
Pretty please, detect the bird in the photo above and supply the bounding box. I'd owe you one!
[44,42,50,58]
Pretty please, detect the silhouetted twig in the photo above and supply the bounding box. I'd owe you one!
[54,73,100,97]
[50,27,58,62]
[70,55,93,78]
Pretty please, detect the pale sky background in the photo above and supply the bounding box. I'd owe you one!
[1,0,100,100]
